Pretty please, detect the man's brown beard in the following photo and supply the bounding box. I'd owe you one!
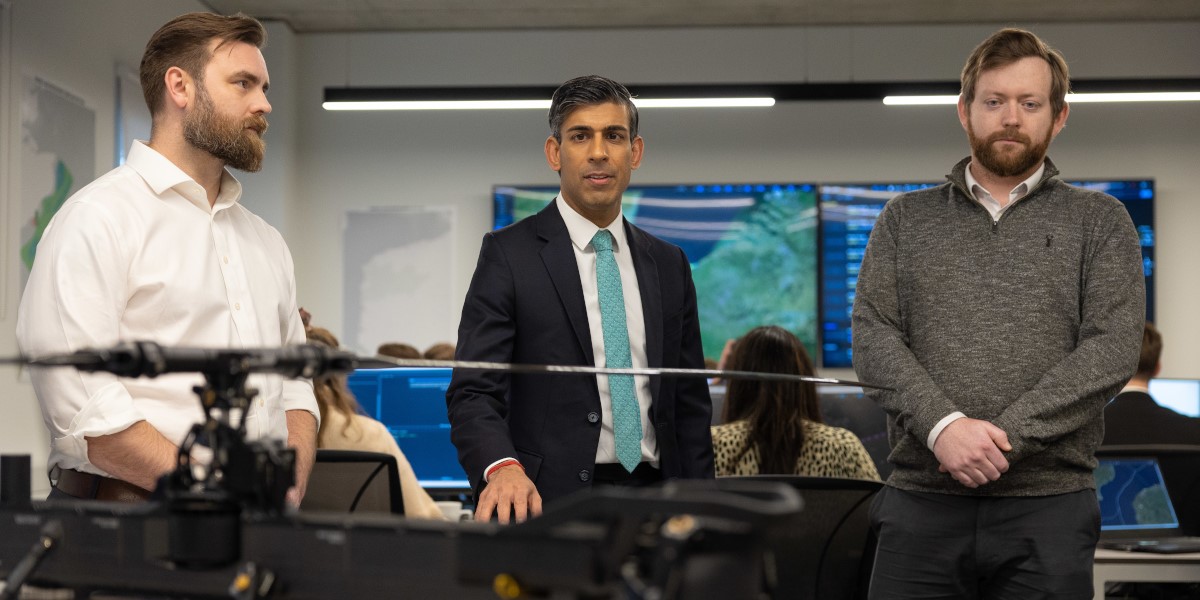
[182,83,268,172]
[968,122,1051,178]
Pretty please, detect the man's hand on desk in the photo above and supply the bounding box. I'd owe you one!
[475,465,542,524]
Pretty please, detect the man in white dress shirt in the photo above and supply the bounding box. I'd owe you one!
[16,12,317,505]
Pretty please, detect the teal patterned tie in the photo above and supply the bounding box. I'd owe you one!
[591,229,642,473]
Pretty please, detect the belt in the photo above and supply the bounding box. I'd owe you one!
[53,468,152,502]
[592,462,662,484]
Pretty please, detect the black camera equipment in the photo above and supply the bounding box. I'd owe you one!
[26,341,364,568]
[1,341,876,598]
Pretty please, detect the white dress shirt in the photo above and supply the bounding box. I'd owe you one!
[16,140,318,477]
[554,196,658,466]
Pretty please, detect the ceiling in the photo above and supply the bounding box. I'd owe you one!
[201,0,1200,33]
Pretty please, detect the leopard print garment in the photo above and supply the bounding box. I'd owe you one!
[710,419,881,480]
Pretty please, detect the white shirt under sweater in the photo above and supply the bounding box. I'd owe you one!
[16,140,319,477]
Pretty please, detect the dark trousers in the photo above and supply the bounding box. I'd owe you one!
[868,486,1100,600]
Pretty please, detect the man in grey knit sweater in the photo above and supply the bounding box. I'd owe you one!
[852,29,1144,599]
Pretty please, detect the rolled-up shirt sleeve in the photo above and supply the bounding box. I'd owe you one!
[17,200,143,475]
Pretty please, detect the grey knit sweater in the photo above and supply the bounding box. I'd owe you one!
[851,157,1145,496]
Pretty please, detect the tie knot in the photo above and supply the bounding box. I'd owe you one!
[591,229,614,253]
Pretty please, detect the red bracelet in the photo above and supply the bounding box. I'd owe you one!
[486,459,524,480]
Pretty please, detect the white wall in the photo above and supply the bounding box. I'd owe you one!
[290,22,1200,380]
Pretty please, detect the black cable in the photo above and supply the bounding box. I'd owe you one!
[1,519,63,600]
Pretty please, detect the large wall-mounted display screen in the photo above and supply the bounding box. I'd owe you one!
[494,184,820,361]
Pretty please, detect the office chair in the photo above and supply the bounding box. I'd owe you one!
[1095,444,1200,535]
[300,449,404,515]
[716,475,883,600]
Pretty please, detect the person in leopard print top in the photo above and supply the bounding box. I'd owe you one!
[710,326,879,480]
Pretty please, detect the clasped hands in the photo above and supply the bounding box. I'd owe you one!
[933,417,1013,488]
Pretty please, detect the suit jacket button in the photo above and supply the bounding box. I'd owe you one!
[579,470,590,482]
[587,411,600,424]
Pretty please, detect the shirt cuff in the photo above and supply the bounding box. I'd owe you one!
[280,379,321,430]
[55,380,148,475]
[483,457,518,483]
[927,411,967,451]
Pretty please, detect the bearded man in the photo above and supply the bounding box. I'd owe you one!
[17,12,318,506]
[851,28,1145,599]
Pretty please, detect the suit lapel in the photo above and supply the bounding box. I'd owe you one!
[627,221,663,403]
[537,202,594,365]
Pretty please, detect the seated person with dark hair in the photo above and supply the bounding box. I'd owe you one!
[1104,321,1200,445]
[711,326,879,479]
[307,326,446,519]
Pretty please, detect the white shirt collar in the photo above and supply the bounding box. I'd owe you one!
[126,140,243,212]
[965,160,1045,207]
[555,195,628,254]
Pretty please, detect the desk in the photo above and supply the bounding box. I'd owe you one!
[1093,548,1200,600]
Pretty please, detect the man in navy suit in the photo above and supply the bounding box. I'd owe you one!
[447,75,714,523]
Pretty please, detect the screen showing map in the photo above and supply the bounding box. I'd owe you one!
[494,184,820,361]
[1094,458,1180,531]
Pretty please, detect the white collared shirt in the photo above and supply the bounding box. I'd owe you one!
[965,162,1046,221]
[556,195,658,465]
[16,140,318,476]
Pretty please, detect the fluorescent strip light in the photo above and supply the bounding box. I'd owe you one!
[634,97,775,108]
[882,95,959,106]
[1065,91,1200,103]
[883,91,1200,106]
[323,97,775,111]
[324,99,549,110]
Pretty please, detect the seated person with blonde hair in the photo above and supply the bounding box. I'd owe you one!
[307,326,446,519]
[711,326,879,480]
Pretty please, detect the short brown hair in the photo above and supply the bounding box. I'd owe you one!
[960,28,1070,118]
[377,342,421,360]
[423,343,456,361]
[1137,322,1163,378]
[140,12,266,116]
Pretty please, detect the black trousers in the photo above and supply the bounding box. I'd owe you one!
[868,486,1100,600]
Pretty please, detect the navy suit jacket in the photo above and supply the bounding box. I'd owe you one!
[447,201,714,503]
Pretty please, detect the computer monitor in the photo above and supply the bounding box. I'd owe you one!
[1147,378,1200,418]
[1094,457,1181,534]
[345,367,470,489]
